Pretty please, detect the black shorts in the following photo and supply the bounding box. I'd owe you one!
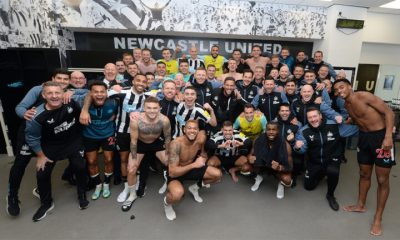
[218,155,239,170]
[137,138,165,154]
[357,129,396,168]
[83,136,115,152]
[116,133,130,152]
[168,165,208,183]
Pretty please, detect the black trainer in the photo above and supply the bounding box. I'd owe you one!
[32,202,54,222]
[136,185,147,198]
[326,194,339,211]
[78,194,89,210]
[6,196,20,217]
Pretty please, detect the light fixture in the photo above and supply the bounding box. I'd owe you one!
[380,0,400,9]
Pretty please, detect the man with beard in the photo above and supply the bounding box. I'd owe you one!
[245,45,270,73]
[252,77,288,122]
[121,97,171,211]
[174,86,217,138]
[249,122,293,199]
[210,77,242,130]
[334,79,395,236]
[233,103,267,141]
[294,107,357,211]
[80,81,118,200]
[163,120,222,220]
[204,45,227,77]
[206,121,252,182]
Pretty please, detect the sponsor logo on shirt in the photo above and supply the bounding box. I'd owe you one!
[54,118,76,134]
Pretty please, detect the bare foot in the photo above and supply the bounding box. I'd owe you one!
[343,205,367,212]
[370,222,382,236]
[229,169,239,183]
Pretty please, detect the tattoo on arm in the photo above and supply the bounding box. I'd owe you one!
[130,121,139,160]
[168,141,181,165]
[163,117,172,148]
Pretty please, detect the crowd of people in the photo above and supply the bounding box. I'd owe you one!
[5,44,395,236]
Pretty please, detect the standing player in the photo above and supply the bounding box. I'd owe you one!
[333,79,395,236]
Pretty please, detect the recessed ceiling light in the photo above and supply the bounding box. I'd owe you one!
[380,0,400,9]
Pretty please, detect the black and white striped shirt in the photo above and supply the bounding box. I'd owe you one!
[179,58,205,73]
[109,89,146,134]
[174,102,210,138]
[210,130,247,157]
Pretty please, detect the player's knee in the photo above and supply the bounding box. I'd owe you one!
[241,163,251,172]
[127,166,137,175]
[214,168,223,181]
[376,175,389,186]
[281,175,292,185]
[359,170,371,180]
[169,187,184,202]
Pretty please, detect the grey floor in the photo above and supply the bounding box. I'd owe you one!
[0,146,399,240]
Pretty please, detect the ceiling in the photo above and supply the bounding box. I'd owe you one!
[253,0,400,14]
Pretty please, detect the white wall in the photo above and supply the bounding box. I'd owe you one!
[360,42,400,64]
[363,12,400,45]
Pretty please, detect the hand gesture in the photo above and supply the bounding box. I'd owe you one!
[295,140,304,149]
[335,115,343,124]
[24,107,37,121]
[79,110,91,125]
[286,132,294,142]
[63,90,74,104]
[193,156,206,168]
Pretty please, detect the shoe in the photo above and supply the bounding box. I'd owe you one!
[136,185,147,198]
[121,198,136,212]
[91,184,102,200]
[102,184,111,198]
[291,176,297,189]
[326,194,339,211]
[251,175,263,192]
[188,184,203,203]
[6,196,20,217]
[158,181,167,194]
[32,202,54,222]
[32,188,40,199]
[79,194,89,210]
[276,183,285,199]
[164,201,176,220]
[158,171,168,194]
[117,183,129,203]
[62,173,76,185]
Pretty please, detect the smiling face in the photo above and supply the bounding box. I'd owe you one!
[211,46,219,58]
[304,72,316,84]
[42,85,63,110]
[144,102,160,120]
[263,79,275,93]
[278,105,291,121]
[300,85,314,102]
[222,125,234,140]
[307,109,322,128]
[91,85,107,106]
[162,81,176,101]
[333,81,352,99]
[266,124,279,141]
[183,88,197,107]
[104,63,117,81]
[296,51,306,62]
[116,61,126,74]
[244,106,255,122]
[223,79,236,95]
[293,66,304,79]
[195,69,207,84]
[184,121,199,141]
[284,81,296,95]
[133,75,148,94]
[52,73,70,90]
[242,72,253,86]
[70,71,86,89]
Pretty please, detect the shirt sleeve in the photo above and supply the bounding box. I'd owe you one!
[25,118,43,154]
[15,86,42,118]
